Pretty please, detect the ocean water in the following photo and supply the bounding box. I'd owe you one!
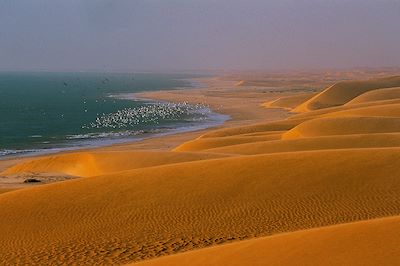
[0,72,228,158]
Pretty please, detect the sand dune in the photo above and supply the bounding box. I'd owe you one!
[1,148,400,264]
[206,133,400,155]
[1,151,225,178]
[134,216,400,266]
[199,118,304,139]
[320,102,400,118]
[290,100,400,122]
[174,132,282,152]
[179,104,400,151]
[293,76,400,112]
[282,116,400,139]
[347,86,400,104]
[290,98,400,121]
[1,74,400,265]
[262,93,316,110]
[176,105,400,154]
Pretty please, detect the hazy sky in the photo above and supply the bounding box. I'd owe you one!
[1,0,399,71]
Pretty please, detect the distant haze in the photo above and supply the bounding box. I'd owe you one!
[1,0,399,72]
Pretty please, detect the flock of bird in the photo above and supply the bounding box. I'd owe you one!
[82,102,210,129]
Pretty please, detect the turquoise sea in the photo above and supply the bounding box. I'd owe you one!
[0,72,228,158]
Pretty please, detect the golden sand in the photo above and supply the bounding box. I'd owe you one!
[0,71,400,265]
[134,216,400,266]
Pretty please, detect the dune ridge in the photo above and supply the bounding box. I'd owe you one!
[347,86,400,105]
[0,74,400,265]
[2,151,226,178]
[262,92,317,110]
[293,76,400,112]
[133,215,400,266]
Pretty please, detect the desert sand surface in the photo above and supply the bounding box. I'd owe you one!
[1,70,400,265]
[133,216,400,266]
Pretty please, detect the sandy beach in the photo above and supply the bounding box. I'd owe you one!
[1,70,400,265]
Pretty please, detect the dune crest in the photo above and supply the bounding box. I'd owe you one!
[133,216,400,266]
[1,151,226,178]
[282,116,400,139]
[347,86,400,105]
[262,93,316,110]
[293,76,400,112]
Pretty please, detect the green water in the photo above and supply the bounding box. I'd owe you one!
[0,72,227,157]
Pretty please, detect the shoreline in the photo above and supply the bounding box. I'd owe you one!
[0,76,227,160]
[0,76,291,187]
[0,103,229,161]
